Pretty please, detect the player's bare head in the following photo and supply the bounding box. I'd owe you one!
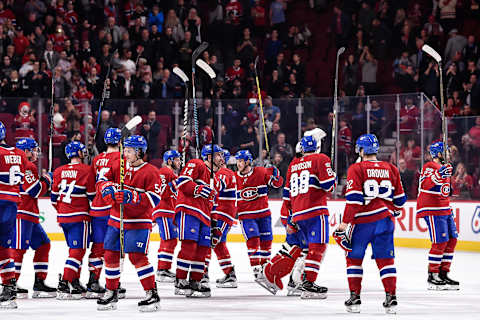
[124,135,147,165]
[235,150,253,173]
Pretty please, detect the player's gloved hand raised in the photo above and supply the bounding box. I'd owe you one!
[194,184,215,199]
[267,165,280,181]
[437,163,453,179]
[333,229,352,252]
[40,172,53,188]
[211,221,222,248]
[101,182,117,203]
[114,189,141,205]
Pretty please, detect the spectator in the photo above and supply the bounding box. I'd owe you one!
[220,124,233,151]
[178,31,197,72]
[266,69,283,98]
[225,58,245,83]
[184,7,202,42]
[239,125,258,158]
[2,70,22,97]
[265,29,282,63]
[263,96,281,124]
[164,10,184,43]
[463,117,480,151]
[148,5,164,33]
[13,26,29,57]
[423,60,440,98]
[370,99,385,136]
[451,162,474,198]
[369,17,390,59]
[225,0,243,26]
[398,158,415,199]
[463,35,479,62]
[199,98,213,128]
[268,122,281,148]
[200,118,214,148]
[136,71,154,98]
[73,81,93,103]
[119,70,135,98]
[254,149,271,167]
[140,110,161,159]
[86,67,102,97]
[59,130,82,165]
[25,60,47,97]
[236,27,257,66]
[63,98,82,134]
[357,1,375,33]
[439,0,458,33]
[343,54,359,96]
[338,118,352,177]
[444,29,467,62]
[156,68,178,99]
[270,132,293,162]
[43,40,59,70]
[14,102,36,140]
[159,27,179,66]
[445,63,462,97]
[359,46,377,94]
[251,0,267,38]
[57,50,72,81]
[272,151,288,184]
[105,17,123,45]
[351,101,367,138]
[400,138,421,171]
[246,103,259,126]
[291,53,306,87]
[270,0,287,33]
[329,4,352,49]
[400,97,419,140]
[95,110,114,153]
[119,49,136,74]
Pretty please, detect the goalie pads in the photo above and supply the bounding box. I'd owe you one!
[263,244,303,290]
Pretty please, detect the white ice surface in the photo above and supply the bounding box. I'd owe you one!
[2,241,480,320]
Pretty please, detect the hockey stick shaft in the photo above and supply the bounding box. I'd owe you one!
[332,47,345,169]
[191,42,209,158]
[254,57,270,160]
[119,138,125,260]
[182,87,189,167]
[48,64,55,172]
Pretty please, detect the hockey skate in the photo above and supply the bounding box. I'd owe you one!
[72,278,87,297]
[427,272,448,291]
[186,280,211,298]
[57,275,82,300]
[97,289,118,311]
[300,280,328,299]
[156,269,176,283]
[138,286,160,312]
[174,278,192,296]
[0,279,17,309]
[439,270,460,290]
[200,273,210,288]
[86,272,106,299]
[216,269,238,288]
[118,283,126,299]
[252,265,262,279]
[15,286,28,299]
[32,277,57,298]
[383,293,397,314]
[345,292,361,313]
[254,270,279,295]
[286,275,303,296]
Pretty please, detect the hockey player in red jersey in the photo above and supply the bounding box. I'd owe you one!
[334,134,406,314]
[87,128,122,298]
[256,135,335,299]
[209,149,238,288]
[51,141,96,300]
[153,149,181,283]
[97,135,161,312]
[417,142,459,290]
[173,144,222,298]
[234,149,283,278]
[0,121,27,309]
[12,138,56,299]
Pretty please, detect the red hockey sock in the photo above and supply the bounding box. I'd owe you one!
[104,250,120,291]
[214,242,233,275]
[129,252,155,291]
[375,258,396,295]
[63,248,86,282]
[158,238,177,270]
[176,240,197,280]
[428,242,448,273]
[440,238,457,273]
[88,242,104,280]
[304,243,326,282]
[346,257,363,295]
[204,250,211,273]
[13,249,26,280]
[0,246,15,284]
[260,240,272,265]
[33,243,50,280]
[190,245,209,281]
[246,237,261,266]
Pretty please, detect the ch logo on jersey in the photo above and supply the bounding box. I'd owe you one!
[441,183,450,197]
[240,187,259,201]
[472,206,480,234]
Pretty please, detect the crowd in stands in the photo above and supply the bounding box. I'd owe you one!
[0,0,479,199]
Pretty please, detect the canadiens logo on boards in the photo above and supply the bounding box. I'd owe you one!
[240,187,259,201]
[472,206,480,234]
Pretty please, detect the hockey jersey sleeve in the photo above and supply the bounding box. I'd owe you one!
[50,169,60,209]
[390,163,407,209]
[419,164,450,194]
[315,155,336,192]
[85,168,96,202]
[22,166,48,199]
[281,165,292,226]
[175,161,204,196]
[343,165,364,224]
[126,167,162,217]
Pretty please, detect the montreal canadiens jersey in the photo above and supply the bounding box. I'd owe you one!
[90,151,120,217]
[283,153,336,223]
[343,160,406,225]
[102,162,161,230]
[175,159,219,226]
[416,161,451,217]
[18,160,48,223]
[153,166,178,220]
[235,166,283,220]
[0,145,27,203]
[212,167,237,225]
[51,162,96,223]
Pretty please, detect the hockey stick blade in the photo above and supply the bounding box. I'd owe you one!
[422,44,442,62]
[337,47,346,56]
[125,115,142,131]
[192,42,209,61]
[195,60,216,79]
[173,67,189,83]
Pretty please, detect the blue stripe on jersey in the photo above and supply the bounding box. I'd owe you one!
[176,176,192,187]
[393,193,407,207]
[146,191,161,207]
[429,185,441,193]
[258,186,268,195]
[379,186,393,200]
[282,188,290,200]
[72,186,87,195]
[26,180,42,198]
[87,194,95,201]
[346,192,364,204]
[219,189,236,199]
[51,192,58,204]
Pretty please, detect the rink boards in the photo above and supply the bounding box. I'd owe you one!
[36,199,480,252]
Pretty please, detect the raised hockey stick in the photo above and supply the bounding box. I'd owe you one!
[254,56,270,162]
[119,115,142,260]
[332,47,345,171]
[47,55,56,172]
[195,59,217,187]
[422,44,447,160]
[173,67,190,167]
[192,42,209,158]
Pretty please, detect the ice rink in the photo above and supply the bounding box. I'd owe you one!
[2,241,479,320]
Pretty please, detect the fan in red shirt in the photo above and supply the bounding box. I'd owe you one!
[399,97,419,136]
[0,1,15,25]
[14,101,36,141]
[451,162,474,197]
[13,26,29,56]
[225,0,243,25]
[73,81,94,101]
[400,138,421,171]
[225,58,245,82]
[48,26,68,52]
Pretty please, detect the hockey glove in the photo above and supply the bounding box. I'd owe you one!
[333,229,352,252]
[114,189,141,205]
[286,216,299,234]
[268,165,280,181]
[437,164,453,179]
[393,210,402,218]
[167,181,178,199]
[211,221,222,248]
[40,172,53,188]
[101,182,117,204]
[194,184,215,199]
